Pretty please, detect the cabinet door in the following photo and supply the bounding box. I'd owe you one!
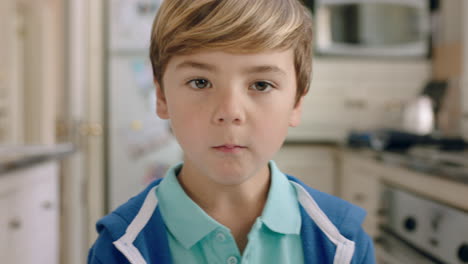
[341,158,381,238]
[274,145,336,195]
[8,180,58,264]
[0,0,10,141]
[0,197,10,262]
[0,0,23,143]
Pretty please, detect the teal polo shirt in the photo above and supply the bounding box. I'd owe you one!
[155,160,304,264]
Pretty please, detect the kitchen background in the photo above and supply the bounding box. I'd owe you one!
[0,0,467,263]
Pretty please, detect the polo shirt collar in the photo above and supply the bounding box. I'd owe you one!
[260,160,302,235]
[155,160,302,249]
[156,163,221,249]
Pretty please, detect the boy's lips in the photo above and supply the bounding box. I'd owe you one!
[212,144,247,153]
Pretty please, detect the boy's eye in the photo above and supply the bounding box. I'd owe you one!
[250,81,273,92]
[188,79,211,89]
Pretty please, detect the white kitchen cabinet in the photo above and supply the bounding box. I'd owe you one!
[274,145,337,195]
[0,161,59,264]
[340,154,381,238]
[0,0,22,143]
[0,197,7,261]
[0,0,64,145]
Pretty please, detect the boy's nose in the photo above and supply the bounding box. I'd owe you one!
[211,91,245,126]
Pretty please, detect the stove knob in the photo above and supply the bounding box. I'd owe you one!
[458,244,468,263]
[403,216,417,232]
[430,212,443,231]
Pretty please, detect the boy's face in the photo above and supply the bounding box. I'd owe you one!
[155,49,304,186]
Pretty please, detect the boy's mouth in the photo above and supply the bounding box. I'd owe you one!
[212,144,247,153]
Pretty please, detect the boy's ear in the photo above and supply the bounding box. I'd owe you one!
[289,95,305,127]
[155,80,170,120]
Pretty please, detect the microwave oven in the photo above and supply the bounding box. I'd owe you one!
[307,0,431,57]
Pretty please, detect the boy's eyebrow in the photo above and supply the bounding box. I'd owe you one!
[175,61,217,72]
[175,61,286,76]
[243,65,287,76]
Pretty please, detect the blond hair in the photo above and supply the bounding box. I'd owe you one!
[150,0,313,104]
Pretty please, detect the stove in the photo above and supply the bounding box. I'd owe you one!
[376,185,468,264]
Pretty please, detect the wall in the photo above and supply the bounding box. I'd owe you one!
[287,58,431,141]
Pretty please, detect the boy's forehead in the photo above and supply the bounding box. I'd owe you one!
[167,49,295,71]
[173,47,293,58]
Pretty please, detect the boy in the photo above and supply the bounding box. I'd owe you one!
[88,0,375,263]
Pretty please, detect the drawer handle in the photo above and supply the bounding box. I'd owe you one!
[9,219,21,230]
[353,193,366,202]
[344,99,368,109]
[41,201,53,210]
[377,208,387,217]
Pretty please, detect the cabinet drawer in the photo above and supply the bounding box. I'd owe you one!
[5,174,58,264]
[341,158,382,237]
[0,199,8,261]
[274,145,336,194]
[343,173,380,209]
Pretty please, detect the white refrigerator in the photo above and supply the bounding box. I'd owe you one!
[107,0,182,211]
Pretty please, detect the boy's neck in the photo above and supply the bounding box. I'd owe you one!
[177,162,271,253]
[177,162,271,215]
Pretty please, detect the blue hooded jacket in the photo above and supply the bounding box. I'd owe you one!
[88,175,375,263]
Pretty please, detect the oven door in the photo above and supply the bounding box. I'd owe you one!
[375,230,443,264]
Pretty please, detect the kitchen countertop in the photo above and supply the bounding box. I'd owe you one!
[342,147,468,211]
[0,143,75,174]
[348,147,468,185]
